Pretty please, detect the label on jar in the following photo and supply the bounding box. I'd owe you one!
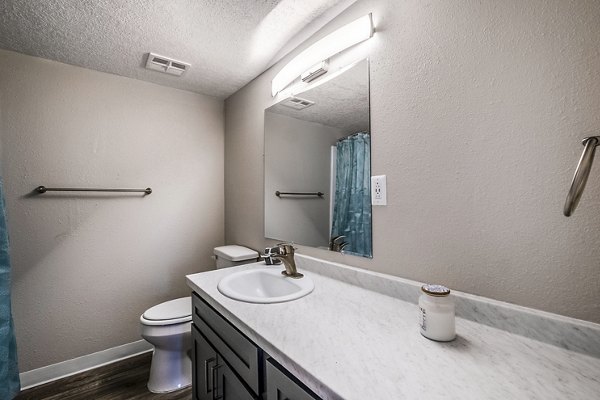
[419,306,427,331]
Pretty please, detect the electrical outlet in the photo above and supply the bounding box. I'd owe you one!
[371,175,387,206]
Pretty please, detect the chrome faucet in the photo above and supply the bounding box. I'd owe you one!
[269,243,303,279]
[261,247,282,265]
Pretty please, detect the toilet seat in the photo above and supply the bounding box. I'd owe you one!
[140,297,192,326]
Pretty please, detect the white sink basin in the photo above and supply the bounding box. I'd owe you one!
[217,268,314,303]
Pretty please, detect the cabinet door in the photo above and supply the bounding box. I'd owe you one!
[193,324,257,400]
[266,358,320,400]
[214,357,257,400]
[192,325,218,400]
[193,293,262,394]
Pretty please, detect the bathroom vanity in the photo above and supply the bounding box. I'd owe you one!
[191,292,319,399]
[187,255,600,400]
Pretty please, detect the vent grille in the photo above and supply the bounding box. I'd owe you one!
[301,61,329,83]
[281,97,315,110]
[145,53,190,76]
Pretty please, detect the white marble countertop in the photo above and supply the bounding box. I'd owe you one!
[187,256,600,400]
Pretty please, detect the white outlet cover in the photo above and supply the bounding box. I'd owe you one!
[371,175,387,206]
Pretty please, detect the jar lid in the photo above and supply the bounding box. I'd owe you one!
[421,284,451,297]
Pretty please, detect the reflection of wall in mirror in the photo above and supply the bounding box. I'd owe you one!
[264,111,347,247]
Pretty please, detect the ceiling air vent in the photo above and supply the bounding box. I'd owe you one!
[281,97,315,110]
[145,53,191,76]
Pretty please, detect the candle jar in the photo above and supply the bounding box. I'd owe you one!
[419,284,456,342]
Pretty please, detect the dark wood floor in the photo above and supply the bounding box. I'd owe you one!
[15,352,192,400]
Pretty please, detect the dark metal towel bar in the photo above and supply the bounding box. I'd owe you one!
[35,186,152,195]
[275,191,324,198]
[564,136,599,216]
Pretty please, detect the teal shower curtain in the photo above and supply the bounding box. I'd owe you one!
[0,179,20,399]
[331,132,372,257]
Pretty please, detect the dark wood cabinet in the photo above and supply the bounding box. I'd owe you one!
[266,358,320,400]
[192,326,217,400]
[192,325,257,400]
[191,293,320,400]
[215,358,256,400]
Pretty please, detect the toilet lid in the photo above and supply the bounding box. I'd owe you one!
[143,297,191,322]
[214,245,258,261]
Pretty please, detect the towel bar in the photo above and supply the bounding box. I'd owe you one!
[275,191,324,198]
[35,186,152,195]
[563,136,599,216]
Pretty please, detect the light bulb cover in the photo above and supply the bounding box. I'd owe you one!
[272,13,374,97]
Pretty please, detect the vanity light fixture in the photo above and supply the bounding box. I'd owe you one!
[301,61,329,83]
[271,13,374,97]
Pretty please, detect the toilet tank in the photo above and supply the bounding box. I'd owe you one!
[214,245,259,269]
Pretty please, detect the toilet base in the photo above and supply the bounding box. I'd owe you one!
[147,347,192,393]
[140,321,192,393]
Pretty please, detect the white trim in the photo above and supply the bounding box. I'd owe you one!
[19,340,153,390]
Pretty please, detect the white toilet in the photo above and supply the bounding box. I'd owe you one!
[139,245,259,393]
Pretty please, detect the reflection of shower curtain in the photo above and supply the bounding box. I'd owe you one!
[331,132,372,257]
[0,179,20,399]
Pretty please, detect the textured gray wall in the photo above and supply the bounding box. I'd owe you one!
[225,0,600,323]
[0,49,224,371]
[265,111,344,247]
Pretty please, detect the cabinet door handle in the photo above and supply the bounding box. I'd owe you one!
[211,363,223,400]
[204,357,216,394]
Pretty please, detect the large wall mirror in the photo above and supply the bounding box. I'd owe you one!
[264,59,372,258]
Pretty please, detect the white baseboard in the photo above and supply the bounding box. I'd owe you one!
[19,340,153,390]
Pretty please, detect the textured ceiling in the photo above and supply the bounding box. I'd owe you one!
[268,59,369,134]
[0,0,351,98]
